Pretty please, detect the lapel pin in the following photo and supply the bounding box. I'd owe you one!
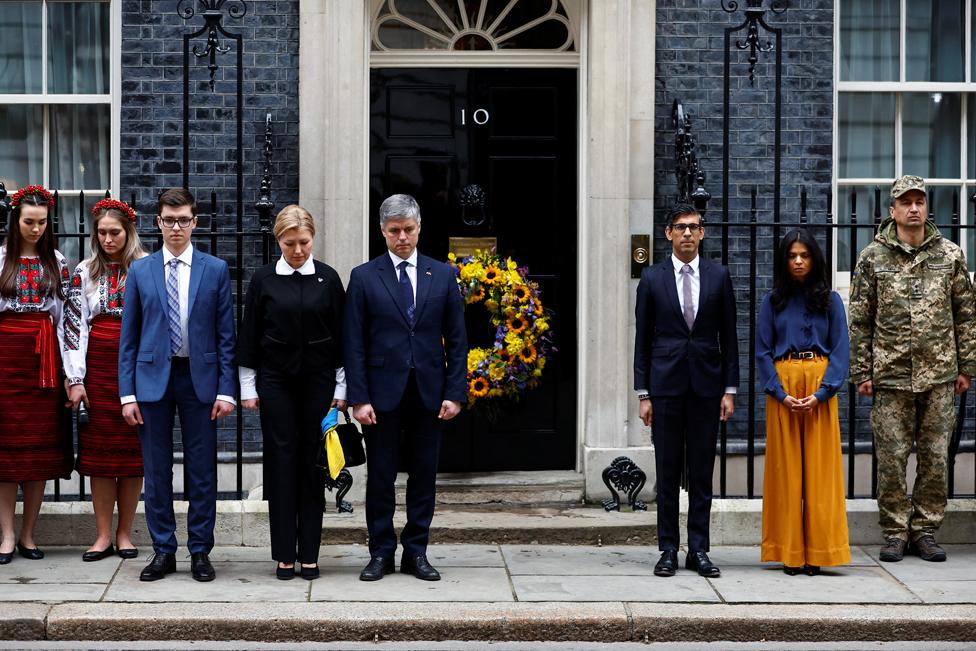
[426,271,432,276]
[317,277,324,282]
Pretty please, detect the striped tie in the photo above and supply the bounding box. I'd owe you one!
[167,258,182,354]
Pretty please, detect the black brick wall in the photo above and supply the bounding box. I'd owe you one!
[651,1,866,447]
[120,0,300,453]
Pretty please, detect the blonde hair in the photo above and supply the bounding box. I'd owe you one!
[273,205,315,239]
[86,209,147,291]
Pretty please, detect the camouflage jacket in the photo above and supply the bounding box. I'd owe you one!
[848,217,976,392]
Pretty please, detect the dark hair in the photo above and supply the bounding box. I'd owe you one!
[157,187,197,216]
[771,229,830,313]
[665,203,702,229]
[0,192,63,300]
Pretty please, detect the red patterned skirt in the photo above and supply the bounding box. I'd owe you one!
[0,312,72,482]
[77,314,143,478]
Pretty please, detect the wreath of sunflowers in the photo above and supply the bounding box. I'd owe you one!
[448,249,554,407]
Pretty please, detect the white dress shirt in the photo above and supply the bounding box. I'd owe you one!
[636,254,735,396]
[238,255,347,402]
[389,248,418,303]
[120,243,235,406]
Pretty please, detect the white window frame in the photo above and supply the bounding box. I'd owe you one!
[833,0,976,290]
[0,0,121,202]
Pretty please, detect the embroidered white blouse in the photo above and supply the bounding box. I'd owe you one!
[0,246,69,324]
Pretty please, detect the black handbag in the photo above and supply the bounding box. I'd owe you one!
[316,410,366,470]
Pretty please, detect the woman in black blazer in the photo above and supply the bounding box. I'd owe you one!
[238,205,346,581]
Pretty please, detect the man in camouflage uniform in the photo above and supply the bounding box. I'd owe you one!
[849,175,976,563]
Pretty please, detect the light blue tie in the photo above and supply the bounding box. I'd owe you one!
[167,258,182,354]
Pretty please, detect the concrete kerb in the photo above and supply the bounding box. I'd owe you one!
[32,602,976,643]
[0,604,49,641]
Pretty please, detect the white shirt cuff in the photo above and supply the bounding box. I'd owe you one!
[120,395,136,405]
[333,367,347,401]
[216,394,236,406]
[239,366,258,401]
[724,387,737,394]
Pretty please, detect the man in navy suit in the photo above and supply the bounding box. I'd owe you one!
[634,204,739,578]
[344,194,468,582]
[119,188,236,582]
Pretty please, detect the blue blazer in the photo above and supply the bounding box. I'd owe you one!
[343,252,468,412]
[633,256,739,398]
[119,247,237,404]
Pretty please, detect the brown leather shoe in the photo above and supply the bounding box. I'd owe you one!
[911,535,947,562]
[879,538,906,562]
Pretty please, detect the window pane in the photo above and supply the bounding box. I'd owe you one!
[838,94,895,178]
[927,186,963,237]
[0,1,42,93]
[967,185,976,272]
[54,192,104,266]
[839,0,898,81]
[836,185,883,272]
[49,104,110,190]
[48,1,110,94]
[906,0,964,82]
[902,93,961,179]
[0,105,43,190]
[969,97,976,179]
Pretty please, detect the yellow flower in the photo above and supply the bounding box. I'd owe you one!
[535,318,549,333]
[488,388,503,398]
[485,299,499,312]
[482,265,503,285]
[469,377,489,398]
[489,364,505,381]
[506,258,517,271]
[466,287,485,304]
[448,252,456,263]
[504,331,524,354]
[467,348,488,372]
[507,314,527,334]
[519,344,537,364]
[537,356,546,369]
[532,368,542,377]
[460,262,484,282]
[532,299,543,316]
[511,285,530,304]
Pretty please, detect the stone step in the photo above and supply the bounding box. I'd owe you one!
[401,470,586,505]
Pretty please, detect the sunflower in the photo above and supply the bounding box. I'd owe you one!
[519,344,538,364]
[497,349,512,364]
[482,265,503,284]
[469,377,489,398]
[532,299,543,316]
[465,287,485,304]
[506,314,527,334]
[512,285,531,303]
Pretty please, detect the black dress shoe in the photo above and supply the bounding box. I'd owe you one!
[300,565,320,581]
[400,554,440,581]
[16,542,44,560]
[804,565,821,576]
[276,564,295,580]
[654,550,679,577]
[0,551,12,565]
[686,550,721,578]
[82,545,116,562]
[190,552,216,582]
[783,565,803,576]
[359,556,394,581]
[117,547,139,559]
[139,552,176,581]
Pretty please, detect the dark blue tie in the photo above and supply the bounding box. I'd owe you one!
[397,260,415,324]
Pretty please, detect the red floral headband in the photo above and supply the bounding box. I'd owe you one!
[10,184,55,212]
[91,198,137,222]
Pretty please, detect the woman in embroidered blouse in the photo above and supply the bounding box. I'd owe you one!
[61,199,147,562]
[0,185,71,565]
[237,205,346,581]
[756,229,851,576]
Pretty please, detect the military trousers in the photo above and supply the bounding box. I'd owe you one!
[871,383,953,542]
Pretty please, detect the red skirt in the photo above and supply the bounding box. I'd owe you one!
[0,312,72,482]
[77,314,143,478]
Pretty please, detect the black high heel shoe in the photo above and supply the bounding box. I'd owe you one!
[16,542,44,560]
[782,565,803,576]
[804,565,821,576]
[0,550,12,565]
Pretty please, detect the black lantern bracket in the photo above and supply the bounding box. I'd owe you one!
[177,0,247,91]
[721,0,787,84]
[673,100,711,215]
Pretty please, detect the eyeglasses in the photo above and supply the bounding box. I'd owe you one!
[670,223,703,233]
[159,217,194,229]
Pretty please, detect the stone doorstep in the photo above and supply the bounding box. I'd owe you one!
[20,498,976,547]
[2,603,973,643]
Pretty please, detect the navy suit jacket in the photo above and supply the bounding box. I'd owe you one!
[119,247,237,404]
[633,256,739,398]
[343,252,468,412]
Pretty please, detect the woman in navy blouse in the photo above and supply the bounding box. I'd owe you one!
[756,229,851,575]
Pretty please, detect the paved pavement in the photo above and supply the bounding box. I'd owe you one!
[1,544,975,643]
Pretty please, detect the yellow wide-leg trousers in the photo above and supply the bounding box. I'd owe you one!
[761,357,851,568]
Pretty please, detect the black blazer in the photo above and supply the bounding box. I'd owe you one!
[633,256,739,398]
[343,252,468,412]
[236,260,345,375]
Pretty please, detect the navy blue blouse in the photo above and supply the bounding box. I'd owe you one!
[755,290,850,404]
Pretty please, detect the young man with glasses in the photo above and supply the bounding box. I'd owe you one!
[633,204,739,578]
[119,188,237,582]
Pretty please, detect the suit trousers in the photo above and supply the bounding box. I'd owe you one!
[761,357,850,567]
[364,372,443,559]
[138,358,217,555]
[652,394,720,552]
[257,367,331,564]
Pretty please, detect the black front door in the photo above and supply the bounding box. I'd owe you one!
[369,67,577,472]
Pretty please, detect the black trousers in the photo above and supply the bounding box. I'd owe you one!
[258,367,334,564]
[652,394,721,552]
[364,373,443,559]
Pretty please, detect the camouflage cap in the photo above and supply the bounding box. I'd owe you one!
[891,175,926,199]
